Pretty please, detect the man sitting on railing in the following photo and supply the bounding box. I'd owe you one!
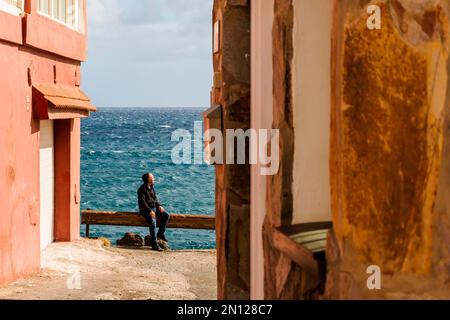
[138,173,170,252]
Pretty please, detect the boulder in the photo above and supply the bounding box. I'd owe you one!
[116,233,144,247]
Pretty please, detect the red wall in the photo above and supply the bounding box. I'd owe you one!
[54,118,81,242]
[0,0,87,286]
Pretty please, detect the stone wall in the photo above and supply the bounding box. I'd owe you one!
[262,0,320,300]
[259,0,450,300]
[212,0,251,300]
[327,0,450,299]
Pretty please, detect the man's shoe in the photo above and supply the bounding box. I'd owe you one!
[157,235,168,243]
[157,240,169,251]
[152,245,164,252]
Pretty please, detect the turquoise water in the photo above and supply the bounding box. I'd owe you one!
[80,107,216,250]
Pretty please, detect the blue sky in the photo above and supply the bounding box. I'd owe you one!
[83,0,213,108]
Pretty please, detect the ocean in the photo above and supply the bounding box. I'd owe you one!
[80,107,216,250]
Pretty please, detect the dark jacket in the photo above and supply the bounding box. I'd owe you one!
[138,184,161,213]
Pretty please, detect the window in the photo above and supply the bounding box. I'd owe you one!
[0,0,24,16]
[38,0,84,32]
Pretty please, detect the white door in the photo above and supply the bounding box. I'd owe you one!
[40,120,54,251]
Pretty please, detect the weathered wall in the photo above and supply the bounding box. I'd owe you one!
[327,0,450,299]
[25,0,87,61]
[0,2,85,286]
[0,46,82,286]
[259,0,450,300]
[250,0,274,300]
[262,0,338,300]
[213,0,251,300]
[263,0,310,300]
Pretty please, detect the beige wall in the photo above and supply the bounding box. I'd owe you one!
[292,0,332,224]
[250,0,274,300]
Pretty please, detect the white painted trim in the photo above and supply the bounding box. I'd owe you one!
[0,1,23,16]
[37,0,83,33]
[37,10,78,31]
[40,120,55,252]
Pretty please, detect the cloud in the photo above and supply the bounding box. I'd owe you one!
[118,0,212,25]
[84,0,213,108]
[87,0,122,26]
[87,0,211,27]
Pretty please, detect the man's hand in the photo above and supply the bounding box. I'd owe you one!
[150,210,156,219]
[159,206,166,213]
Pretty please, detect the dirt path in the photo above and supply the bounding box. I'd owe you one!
[0,239,217,300]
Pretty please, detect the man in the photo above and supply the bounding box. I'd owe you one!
[138,173,170,252]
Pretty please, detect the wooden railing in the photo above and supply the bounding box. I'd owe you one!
[272,222,332,279]
[81,210,216,238]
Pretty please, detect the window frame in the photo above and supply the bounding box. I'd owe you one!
[37,0,84,33]
[0,0,24,16]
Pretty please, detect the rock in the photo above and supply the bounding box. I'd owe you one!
[144,235,170,250]
[116,233,144,247]
[98,237,111,248]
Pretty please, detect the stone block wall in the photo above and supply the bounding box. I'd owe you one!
[262,0,318,300]
[213,0,251,300]
[259,0,450,300]
[327,0,450,299]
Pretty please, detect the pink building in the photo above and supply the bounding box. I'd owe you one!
[0,0,95,286]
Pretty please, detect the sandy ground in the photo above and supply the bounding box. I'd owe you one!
[0,239,217,300]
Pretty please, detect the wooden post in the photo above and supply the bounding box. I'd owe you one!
[85,209,90,238]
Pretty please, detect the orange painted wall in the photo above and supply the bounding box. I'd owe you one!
[0,0,86,286]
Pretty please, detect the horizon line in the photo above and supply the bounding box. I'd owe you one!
[93,106,209,109]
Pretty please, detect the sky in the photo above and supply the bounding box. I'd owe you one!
[83,0,213,108]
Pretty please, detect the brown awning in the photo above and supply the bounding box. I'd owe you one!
[33,84,96,120]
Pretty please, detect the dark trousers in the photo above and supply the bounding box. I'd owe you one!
[141,207,170,247]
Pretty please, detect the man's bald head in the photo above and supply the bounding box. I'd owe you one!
[142,173,155,185]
